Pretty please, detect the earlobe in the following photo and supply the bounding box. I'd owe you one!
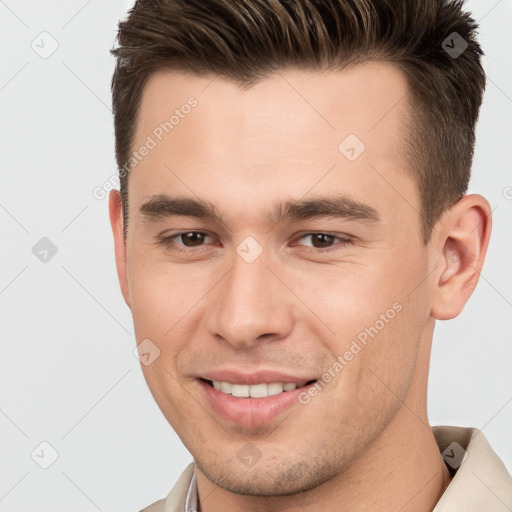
[431,194,492,320]
[108,189,131,309]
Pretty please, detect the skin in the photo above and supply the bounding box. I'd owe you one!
[109,62,491,511]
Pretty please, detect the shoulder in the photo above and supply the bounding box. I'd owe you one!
[138,462,196,512]
[139,499,166,512]
[432,425,512,511]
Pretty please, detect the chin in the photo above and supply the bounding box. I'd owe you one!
[195,455,339,497]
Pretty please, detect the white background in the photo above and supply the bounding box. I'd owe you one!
[0,1,511,510]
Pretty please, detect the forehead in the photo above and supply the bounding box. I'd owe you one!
[136,61,411,146]
[129,62,418,230]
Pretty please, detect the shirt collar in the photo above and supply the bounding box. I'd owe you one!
[185,465,199,512]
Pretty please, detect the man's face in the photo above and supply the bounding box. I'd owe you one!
[115,63,436,494]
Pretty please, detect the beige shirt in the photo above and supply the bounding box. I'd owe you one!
[141,426,512,511]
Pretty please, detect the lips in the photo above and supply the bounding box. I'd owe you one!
[197,369,319,427]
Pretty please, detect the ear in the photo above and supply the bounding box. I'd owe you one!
[109,190,131,309]
[430,194,492,320]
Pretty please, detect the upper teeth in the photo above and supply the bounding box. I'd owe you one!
[212,381,307,398]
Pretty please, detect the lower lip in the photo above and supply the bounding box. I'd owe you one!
[198,379,317,428]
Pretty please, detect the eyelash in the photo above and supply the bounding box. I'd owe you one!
[157,231,352,254]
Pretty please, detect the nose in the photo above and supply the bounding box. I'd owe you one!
[205,251,294,349]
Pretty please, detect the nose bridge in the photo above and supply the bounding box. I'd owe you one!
[206,250,293,348]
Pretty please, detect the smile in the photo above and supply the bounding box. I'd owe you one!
[199,378,319,427]
[209,380,316,398]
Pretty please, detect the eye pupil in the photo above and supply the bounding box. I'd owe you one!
[312,234,334,248]
[182,232,204,246]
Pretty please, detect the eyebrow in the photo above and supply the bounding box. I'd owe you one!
[139,194,380,226]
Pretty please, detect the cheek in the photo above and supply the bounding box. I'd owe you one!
[319,307,422,449]
[294,259,403,336]
[127,263,198,415]
[127,256,201,339]
[302,250,428,395]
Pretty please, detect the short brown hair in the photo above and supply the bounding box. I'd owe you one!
[111,0,486,243]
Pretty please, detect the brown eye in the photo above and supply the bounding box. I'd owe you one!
[180,232,207,247]
[158,231,214,253]
[309,234,336,248]
[294,233,352,253]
